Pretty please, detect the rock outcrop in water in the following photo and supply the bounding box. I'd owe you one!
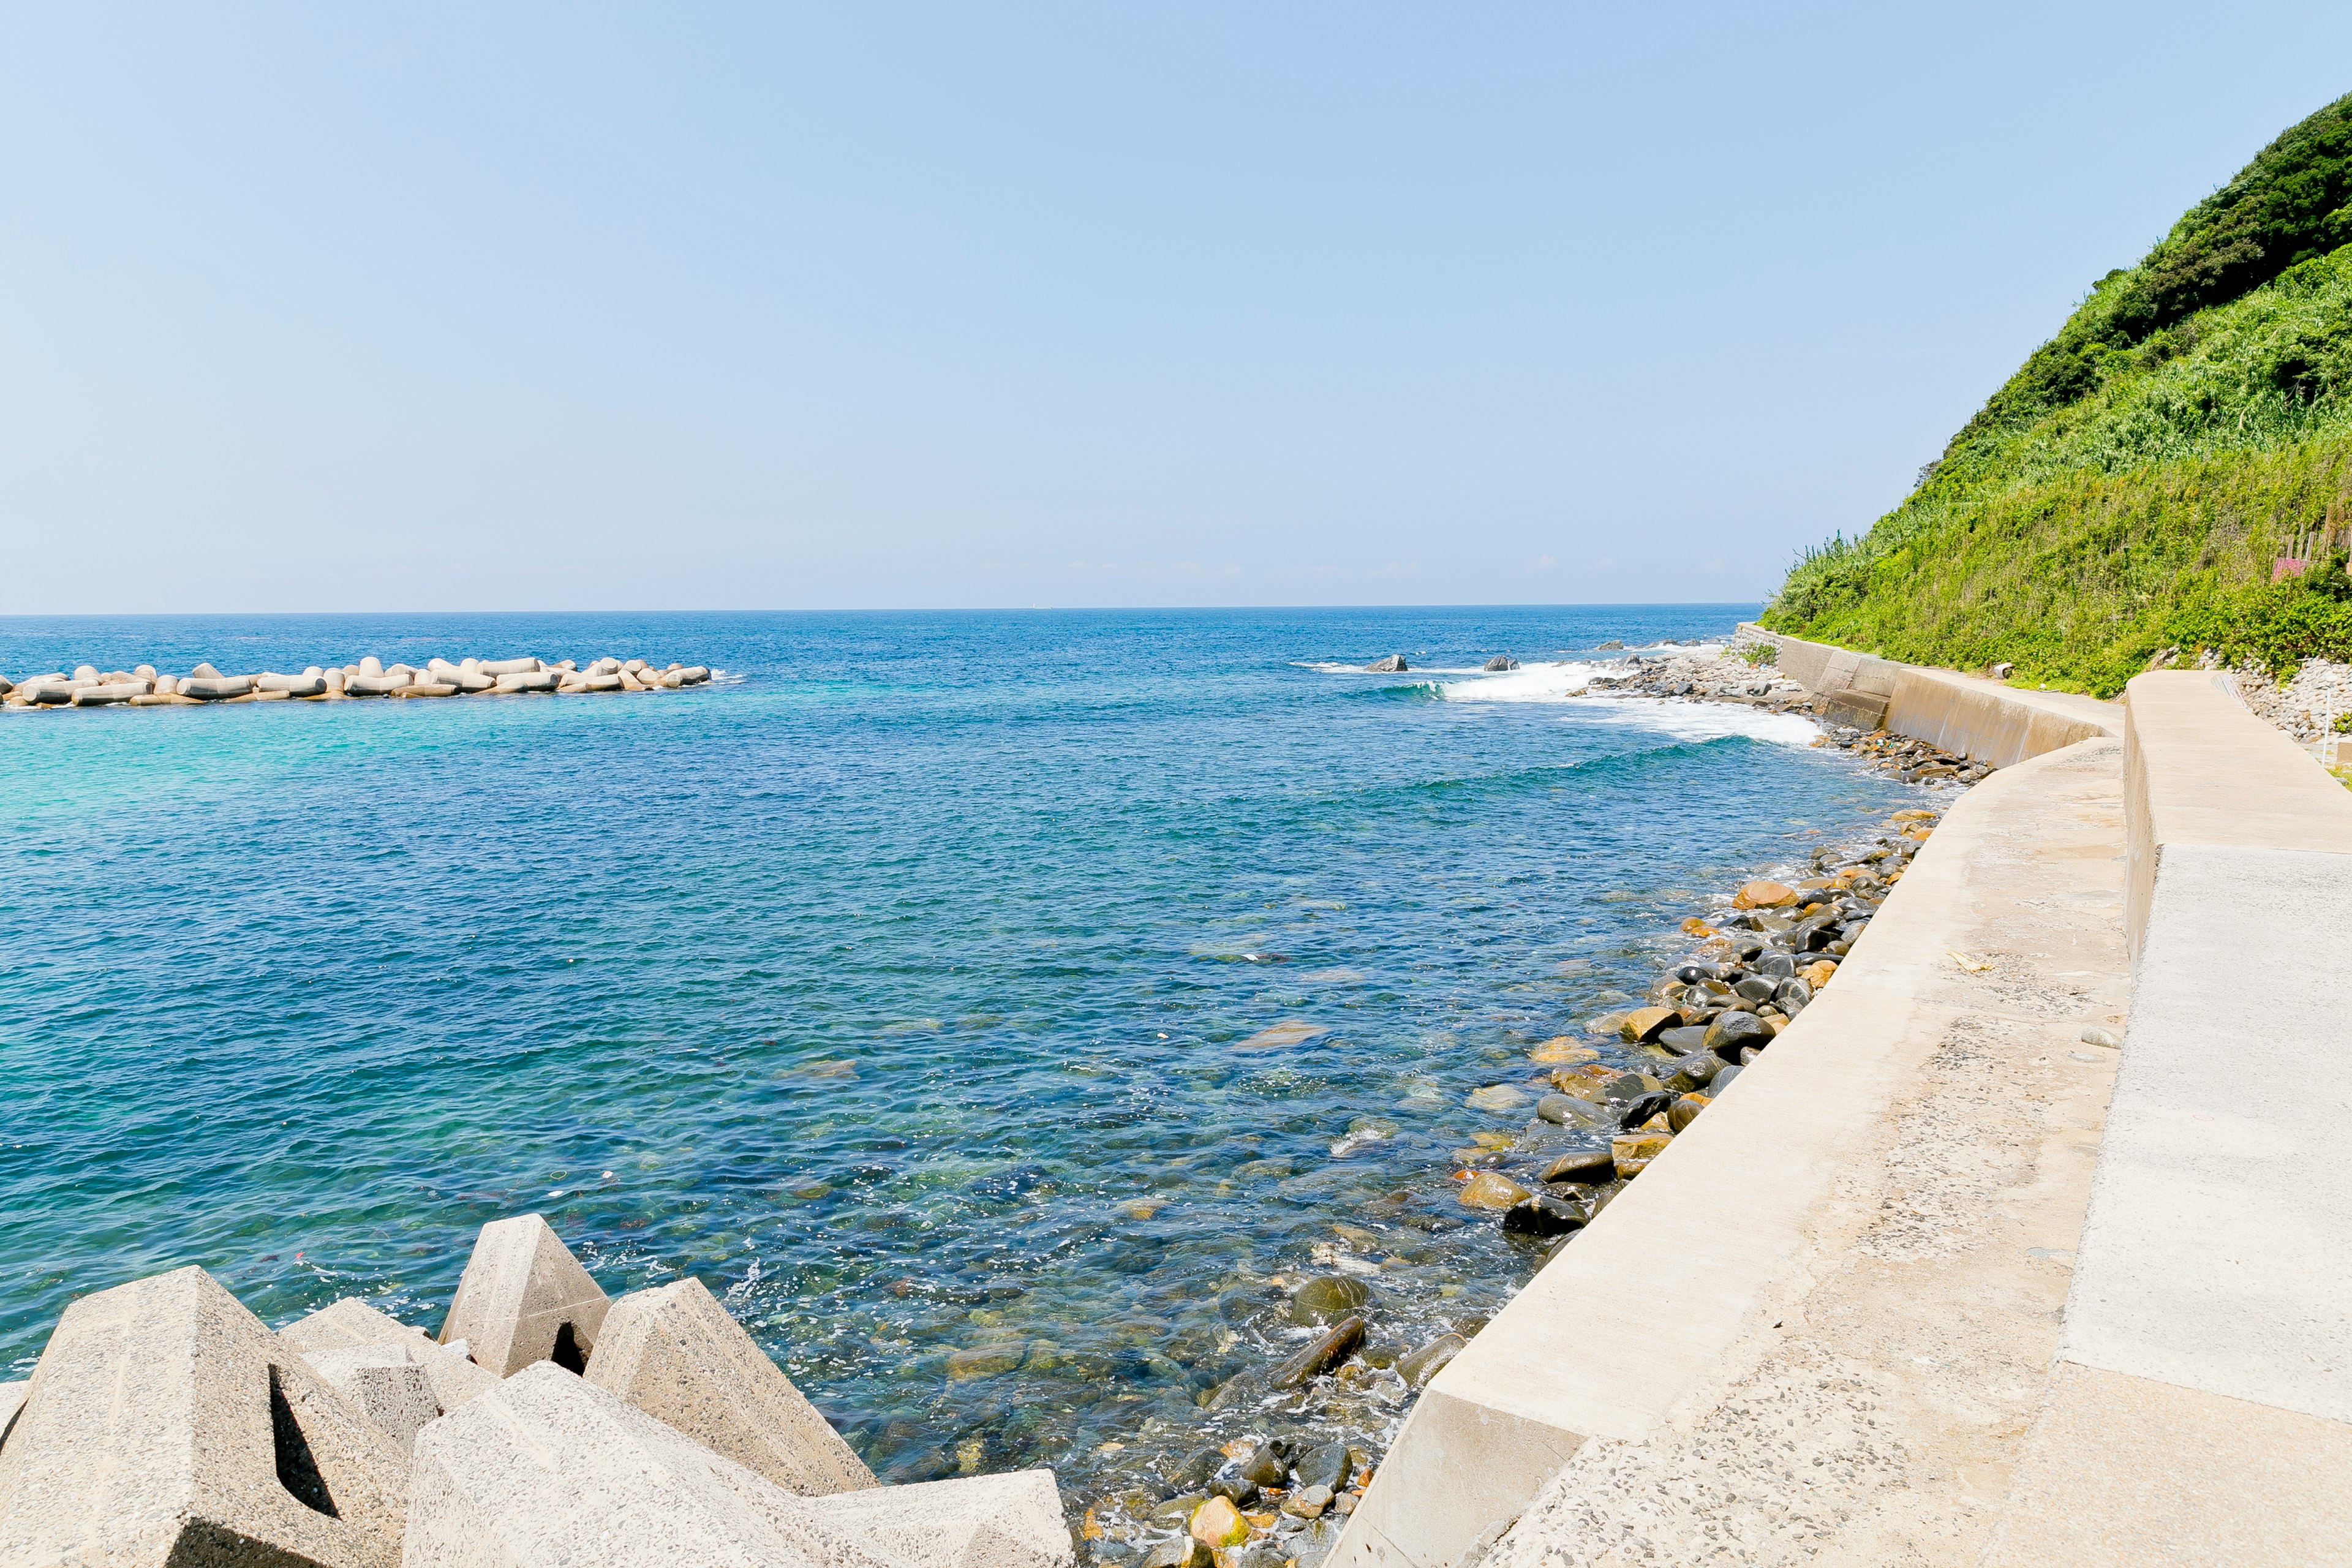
[0,654,717,709]
[1361,655,1408,673]
[0,1215,1072,1568]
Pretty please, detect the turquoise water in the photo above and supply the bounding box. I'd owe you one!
[0,607,1920,1514]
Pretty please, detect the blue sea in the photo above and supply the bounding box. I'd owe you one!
[0,606,1921,1517]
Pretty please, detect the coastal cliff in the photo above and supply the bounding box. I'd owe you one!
[1764,91,2352,696]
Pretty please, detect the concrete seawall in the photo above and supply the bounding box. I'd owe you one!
[1333,647,2351,1566]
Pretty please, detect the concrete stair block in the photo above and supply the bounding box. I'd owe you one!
[807,1471,1074,1568]
[0,1265,408,1567]
[405,1362,908,1567]
[282,1297,500,1419]
[586,1276,877,1496]
[438,1215,611,1378]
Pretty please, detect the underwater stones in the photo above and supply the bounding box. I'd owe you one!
[805,1470,1073,1568]
[1733,880,1797,910]
[0,1265,407,1568]
[440,1213,611,1378]
[946,1342,1029,1381]
[1289,1276,1372,1327]
[585,1275,876,1496]
[1455,1172,1529,1210]
[1270,1317,1364,1389]
[405,1364,898,1568]
[1362,655,1409,673]
[1527,1036,1597,1065]
[1464,1084,1526,1113]
[1234,1019,1327,1051]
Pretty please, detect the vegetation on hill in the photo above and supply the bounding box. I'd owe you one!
[1763,92,2352,694]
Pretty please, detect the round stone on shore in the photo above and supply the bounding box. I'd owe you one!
[1733,880,1798,910]
[1703,1011,1771,1058]
[1457,1171,1530,1209]
[1190,1497,1250,1548]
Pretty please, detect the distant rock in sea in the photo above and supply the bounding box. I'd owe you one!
[1363,655,1408,673]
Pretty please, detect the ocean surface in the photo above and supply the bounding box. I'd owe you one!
[0,606,1924,1514]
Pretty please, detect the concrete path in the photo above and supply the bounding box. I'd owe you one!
[1477,739,2131,1567]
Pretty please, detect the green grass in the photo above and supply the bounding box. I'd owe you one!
[1765,91,2352,695]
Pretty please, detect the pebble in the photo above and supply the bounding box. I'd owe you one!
[2080,1026,2122,1047]
[1269,1317,1365,1388]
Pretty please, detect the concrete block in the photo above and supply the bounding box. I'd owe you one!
[808,1470,1073,1568]
[479,658,542,676]
[283,1297,500,1423]
[0,1381,23,1439]
[404,1363,907,1568]
[586,1276,876,1495]
[440,1215,611,1378]
[302,1347,440,1451]
[0,1265,407,1567]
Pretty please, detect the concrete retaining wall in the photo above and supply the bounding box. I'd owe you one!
[1329,738,2124,1568]
[1736,624,2122,766]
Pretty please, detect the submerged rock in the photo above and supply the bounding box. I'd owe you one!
[1270,1316,1364,1388]
[1290,1276,1371,1326]
[1396,1333,1466,1389]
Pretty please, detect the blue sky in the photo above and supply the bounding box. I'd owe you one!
[6,4,2352,612]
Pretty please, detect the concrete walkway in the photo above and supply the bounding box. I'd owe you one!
[1469,739,2130,1567]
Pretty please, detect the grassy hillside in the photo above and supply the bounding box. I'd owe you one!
[1764,92,2352,695]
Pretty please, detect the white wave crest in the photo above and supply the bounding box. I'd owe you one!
[1570,696,1822,748]
[1434,660,1606,703]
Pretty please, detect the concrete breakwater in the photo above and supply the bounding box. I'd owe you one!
[0,1213,1074,1567]
[1,653,715,709]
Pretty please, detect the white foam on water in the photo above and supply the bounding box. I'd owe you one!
[1572,696,1823,748]
[1434,660,1606,703]
[1295,661,1493,676]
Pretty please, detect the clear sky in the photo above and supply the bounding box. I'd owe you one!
[6,4,2352,614]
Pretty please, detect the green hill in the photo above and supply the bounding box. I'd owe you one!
[1762,92,2352,695]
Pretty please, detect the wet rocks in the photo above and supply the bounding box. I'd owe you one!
[1499,1191,1586,1238]
[1702,1011,1772,1058]
[1611,1129,1673,1179]
[1455,1171,1529,1209]
[1537,1147,1615,1184]
[1363,655,1409,673]
[1483,656,1518,671]
[1269,1317,1365,1388]
[1289,1276,1372,1326]
[1396,1333,1466,1389]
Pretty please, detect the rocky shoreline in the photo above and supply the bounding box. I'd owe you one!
[0,650,715,708]
[1076,644,1975,1568]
